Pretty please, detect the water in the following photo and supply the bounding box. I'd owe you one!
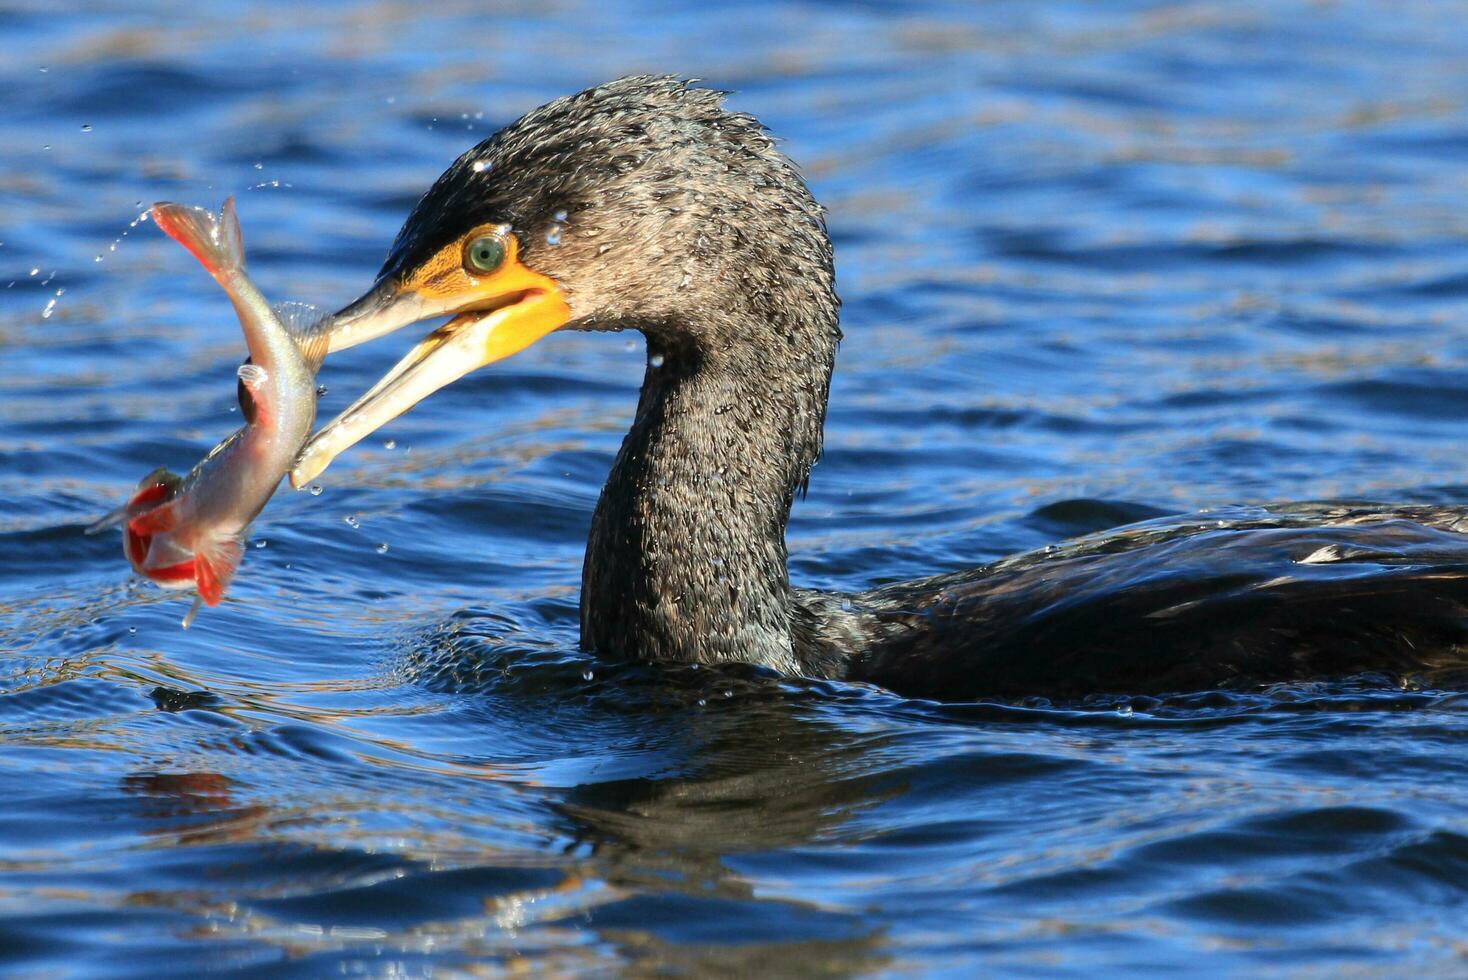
[3,1,1468,973]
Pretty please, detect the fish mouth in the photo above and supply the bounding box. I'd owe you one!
[290,238,570,488]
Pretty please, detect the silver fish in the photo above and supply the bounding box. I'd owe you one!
[89,198,327,626]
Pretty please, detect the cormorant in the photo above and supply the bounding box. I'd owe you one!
[289,76,1468,700]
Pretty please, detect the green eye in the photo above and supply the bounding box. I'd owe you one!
[463,234,506,274]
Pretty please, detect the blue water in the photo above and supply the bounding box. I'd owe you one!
[4,1,1468,974]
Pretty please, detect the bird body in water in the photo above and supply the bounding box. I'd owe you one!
[291,76,1468,701]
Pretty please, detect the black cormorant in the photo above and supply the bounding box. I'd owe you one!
[290,76,1468,700]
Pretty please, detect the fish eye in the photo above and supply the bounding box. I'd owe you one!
[463,233,506,275]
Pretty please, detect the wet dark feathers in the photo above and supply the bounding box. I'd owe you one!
[374,77,1468,698]
[383,75,839,499]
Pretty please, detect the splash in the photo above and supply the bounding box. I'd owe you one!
[93,208,151,264]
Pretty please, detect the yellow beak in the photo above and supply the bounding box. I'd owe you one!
[289,235,570,487]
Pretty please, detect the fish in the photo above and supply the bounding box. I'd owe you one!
[88,198,328,626]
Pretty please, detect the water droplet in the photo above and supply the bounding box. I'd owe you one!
[315,384,328,397]
[253,161,263,170]
[80,123,92,133]
[650,354,665,368]
[376,542,389,554]
[343,515,360,529]
[41,145,49,151]
[37,66,47,73]
[471,159,490,173]
[697,698,707,707]
[383,439,396,450]
[724,689,733,699]
[254,539,267,549]
[553,209,568,222]
[128,626,137,635]
[545,225,562,245]
[623,339,637,352]
[28,268,38,277]
[309,485,323,496]
[41,298,56,319]
[582,669,594,681]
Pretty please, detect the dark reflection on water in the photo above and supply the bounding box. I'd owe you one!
[4,0,1468,973]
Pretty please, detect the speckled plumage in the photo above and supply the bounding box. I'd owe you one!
[390,77,1468,699]
[393,77,837,673]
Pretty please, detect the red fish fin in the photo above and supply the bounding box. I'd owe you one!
[133,466,182,498]
[194,537,244,606]
[128,497,183,536]
[88,467,182,535]
[146,559,196,584]
[124,526,150,566]
[151,198,244,282]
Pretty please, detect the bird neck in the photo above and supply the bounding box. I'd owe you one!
[581,328,834,673]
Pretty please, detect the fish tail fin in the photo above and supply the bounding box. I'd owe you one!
[194,535,244,606]
[151,197,245,283]
[128,497,183,536]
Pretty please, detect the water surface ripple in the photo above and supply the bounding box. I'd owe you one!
[3,1,1468,973]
